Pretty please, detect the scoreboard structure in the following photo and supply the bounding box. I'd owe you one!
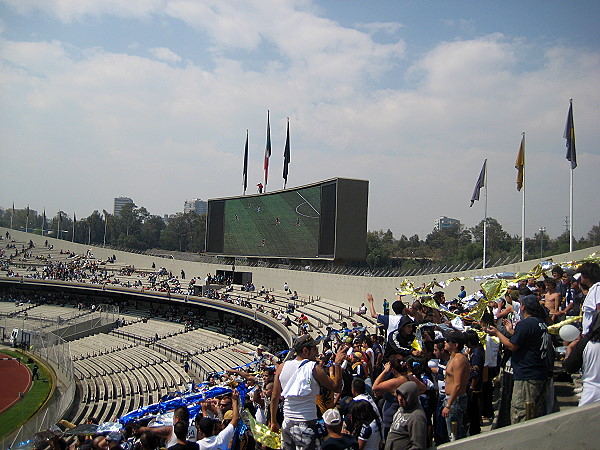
[205,178,368,262]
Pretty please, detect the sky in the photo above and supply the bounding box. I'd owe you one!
[1,0,599,241]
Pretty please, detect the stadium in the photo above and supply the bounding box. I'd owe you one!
[1,178,599,449]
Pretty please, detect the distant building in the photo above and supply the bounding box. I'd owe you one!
[114,197,135,216]
[184,198,207,215]
[434,216,461,231]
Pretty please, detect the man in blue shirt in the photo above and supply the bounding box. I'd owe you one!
[486,295,552,423]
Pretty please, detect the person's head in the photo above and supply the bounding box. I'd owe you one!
[196,417,218,439]
[544,278,556,291]
[323,408,343,434]
[552,265,564,280]
[561,272,572,285]
[444,330,465,354]
[464,329,481,349]
[433,339,448,359]
[218,395,232,413]
[577,262,600,289]
[105,433,124,449]
[264,381,274,398]
[522,295,547,322]
[351,377,366,397]
[392,300,405,315]
[389,354,408,374]
[347,400,377,436]
[396,381,420,411]
[460,285,465,291]
[292,334,320,360]
[139,431,158,450]
[173,406,189,425]
[173,421,188,442]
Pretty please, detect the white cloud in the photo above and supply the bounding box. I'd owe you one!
[149,47,181,63]
[0,5,599,241]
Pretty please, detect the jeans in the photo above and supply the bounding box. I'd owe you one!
[444,393,468,440]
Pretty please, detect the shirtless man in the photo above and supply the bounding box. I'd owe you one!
[544,279,561,323]
[441,330,469,440]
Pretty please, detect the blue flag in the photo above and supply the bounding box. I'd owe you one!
[470,159,487,207]
[564,100,576,169]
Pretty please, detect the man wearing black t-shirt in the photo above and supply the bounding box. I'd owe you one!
[487,295,551,423]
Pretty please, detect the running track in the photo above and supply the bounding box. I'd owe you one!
[0,352,32,414]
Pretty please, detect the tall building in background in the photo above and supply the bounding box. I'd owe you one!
[434,216,461,231]
[184,198,207,215]
[114,197,134,216]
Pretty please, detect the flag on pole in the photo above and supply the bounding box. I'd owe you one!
[470,159,487,207]
[515,134,525,191]
[42,208,46,234]
[264,111,271,187]
[283,118,290,188]
[564,99,576,169]
[243,130,249,194]
[26,205,29,219]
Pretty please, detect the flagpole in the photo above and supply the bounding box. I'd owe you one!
[103,212,107,247]
[521,132,526,262]
[25,205,29,233]
[10,203,14,229]
[58,211,61,240]
[570,163,574,252]
[483,168,488,269]
[569,99,574,252]
[72,215,75,243]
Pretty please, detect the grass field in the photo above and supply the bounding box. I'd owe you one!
[223,185,322,257]
[0,349,52,441]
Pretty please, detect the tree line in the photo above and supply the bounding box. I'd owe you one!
[1,205,598,267]
[0,203,206,253]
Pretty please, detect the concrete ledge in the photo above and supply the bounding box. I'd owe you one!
[439,401,600,449]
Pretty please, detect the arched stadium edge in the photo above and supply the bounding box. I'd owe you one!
[2,227,598,310]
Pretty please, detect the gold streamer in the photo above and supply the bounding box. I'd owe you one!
[547,315,582,335]
[246,409,281,449]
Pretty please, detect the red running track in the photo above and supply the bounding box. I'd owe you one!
[0,352,32,414]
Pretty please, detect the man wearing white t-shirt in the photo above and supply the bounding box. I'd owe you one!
[196,390,240,450]
[577,263,600,334]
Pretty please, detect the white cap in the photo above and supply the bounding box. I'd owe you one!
[323,408,342,426]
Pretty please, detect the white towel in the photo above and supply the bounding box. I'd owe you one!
[281,360,316,397]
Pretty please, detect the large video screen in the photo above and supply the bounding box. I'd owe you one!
[223,185,322,257]
[206,178,368,261]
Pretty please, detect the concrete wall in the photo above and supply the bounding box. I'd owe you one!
[3,227,598,310]
[439,401,600,449]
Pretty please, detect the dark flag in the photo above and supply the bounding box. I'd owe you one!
[243,130,249,194]
[283,118,290,188]
[564,99,576,169]
[515,134,525,191]
[264,111,271,187]
[26,205,29,219]
[470,159,487,207]
[42,208,47,234]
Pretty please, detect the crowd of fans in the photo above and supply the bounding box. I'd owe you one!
[3,231,599,449]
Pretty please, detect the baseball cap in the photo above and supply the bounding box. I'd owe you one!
[322,408,342,426]
[223,410,233,421]
[292,334,320,351]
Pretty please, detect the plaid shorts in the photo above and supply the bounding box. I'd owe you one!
[281,418,321,450]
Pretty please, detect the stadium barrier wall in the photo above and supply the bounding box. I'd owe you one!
[2,227,598,311]
[438,400,600,449]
